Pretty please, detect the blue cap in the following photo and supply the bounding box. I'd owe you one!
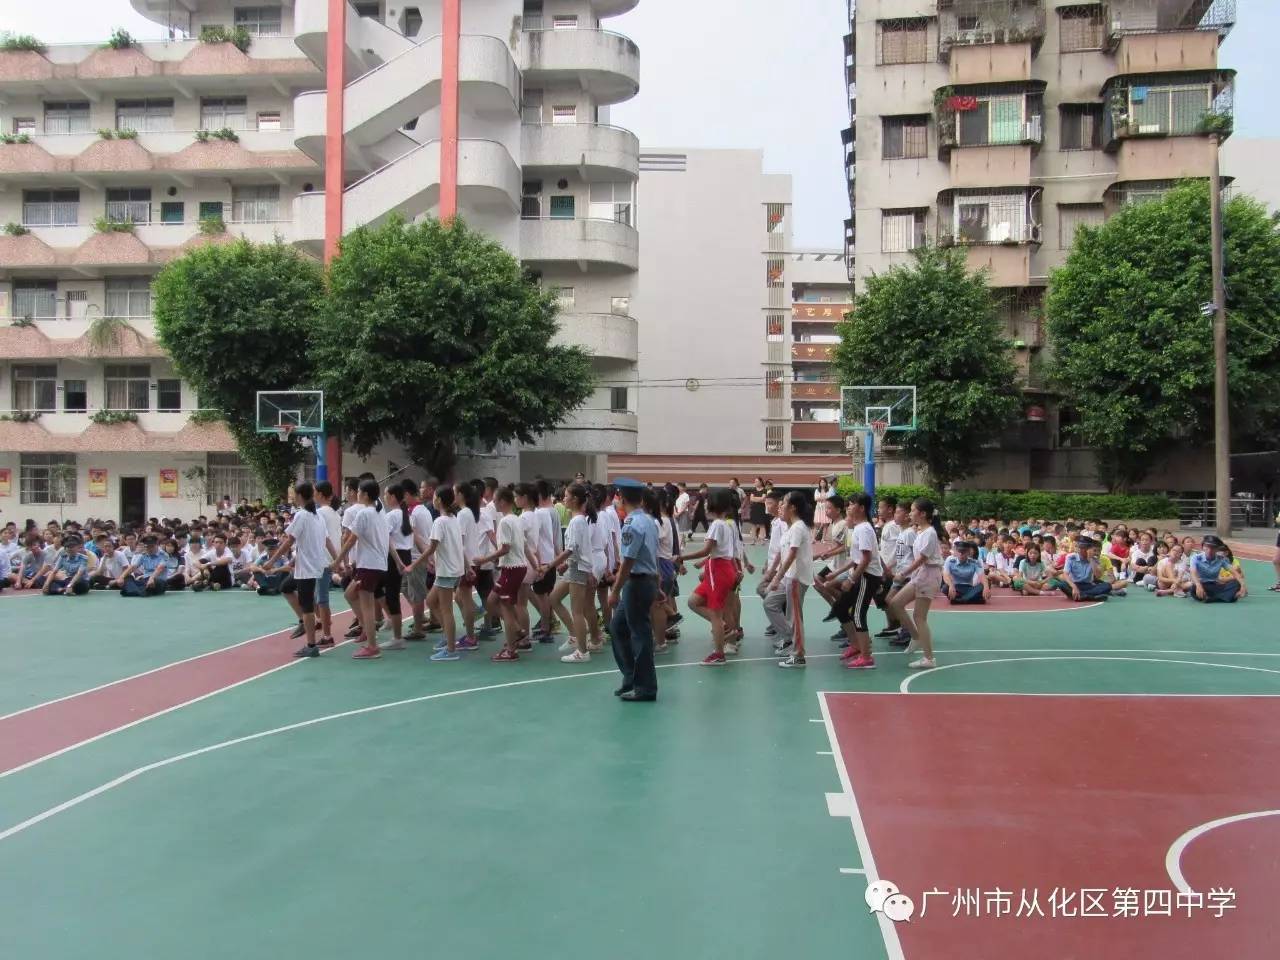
[613,476,646,490]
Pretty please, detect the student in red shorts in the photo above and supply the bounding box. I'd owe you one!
[682,489,739,666]
[475,487,529,662]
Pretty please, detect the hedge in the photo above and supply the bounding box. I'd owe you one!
[833,477,1178,521]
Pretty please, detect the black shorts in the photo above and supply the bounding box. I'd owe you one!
[282,575,317,613]
[532,566,556,596]
[873,572,894,609]
[473,568,495,601]
[834,573,882,632]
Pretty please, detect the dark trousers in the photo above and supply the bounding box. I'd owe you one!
[944,583,985,604]
[611,575,658,697]
[1192,580,1240,603]
[208,564,233,589]
[1056,579,1111,600]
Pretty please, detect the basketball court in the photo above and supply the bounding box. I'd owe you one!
[1,548,1276,959]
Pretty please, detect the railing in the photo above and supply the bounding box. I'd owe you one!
[104,201,151,223]
[22,203,80,227]
[939,221,1042,246]
[1171,495,1275,529]
[1103,76,1233,147]
[938,107,1044,149]
[1108,0,1236,41]
[939,3,1047,54]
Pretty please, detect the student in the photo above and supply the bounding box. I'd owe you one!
[758,490,789,649]
[1154,543,1191,597]
[1055,535,1112,601]
[121,534,168,597]
[813,494,850,614]
[1188,534,1244,603]
[271,483,337,658]
[587,486,610,649]
[382,483,413,650]
[674,482,692,545]
[91,539,129,590]
[1013,544,1050,596]
[830,494,883,669]
[452,481,484,650]
[532,479,562,641]
[0,527,21,589]
[476,487,527,662]
[472,478,500,637]
[548,482,597,663]
[183,536,211,592]
[313,481,342,646]
[886,498,944,671]
[513,483,543,648]
[43,533,90,596]
[768,491,815,669]
[597,484,623,629]
[410,486,465,661]
[334,479,389,659]
[942,542,988,604]
[402,478,435,641]
[873,496,902,629]
[653,489,683,655]
[685,490,740,665]
[248,537,291,595]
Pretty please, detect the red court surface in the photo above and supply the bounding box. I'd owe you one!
[826,693,1278,959]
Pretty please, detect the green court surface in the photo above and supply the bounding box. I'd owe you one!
[1,552,1276,960]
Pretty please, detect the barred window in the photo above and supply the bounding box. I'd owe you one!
[200,97,247,131]
[882,116,928,159]
[1059,4,1105,52]
[1060,104,1102,150]
[1059,204,1106,248]
[232,184,280,222]
[207,453,267,505]
[105,277,151,319]
[12,364,58,412]
[20,453,77,506]
[233,6,283,36]
[12,280,58,319]
[115,98,173,133]
[877,18,930,65]
[764,424,784,453]
[766,258,785,288]
[881,209,927,253]
[104,364,151,412]
[1130,84,1212,136]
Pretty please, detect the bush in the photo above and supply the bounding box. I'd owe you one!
[198,216,226,235]
[89,409,139,425]
[834,476,938,505]
[0,33,46,54]
[195,127,240,144]
[93,216,137,233]
[104,28,135,50]
[939,490,1179,523]
[3,222,29,236]
[0,133,33,145]
[199,25,252,53]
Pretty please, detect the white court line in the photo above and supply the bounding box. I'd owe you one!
[817,691,906,960]
[899,656,1280,695]
[1166,810,1280,894]
[840,867,867,876]
[827,791,854,818]
[816,750,833,756]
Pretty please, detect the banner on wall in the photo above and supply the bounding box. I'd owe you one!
[0,468,9,497]
[88,468,108,497]
[159,469,178,498]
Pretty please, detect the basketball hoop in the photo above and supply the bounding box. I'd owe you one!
[275,424,295,444]
[870,419,890,445]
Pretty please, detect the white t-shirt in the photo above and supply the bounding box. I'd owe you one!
[826,519,849,565]
[341,501,364,548]
[474,507,496,570]
[409,503,434,561]
[518,510,540,568]
[385,508,414,552]
[565,513,594,573]
[535,505,559,565]
[657,514,675,562]
[705,519,736,560]
[288,509,331,580]
[497,513,526,569]
[913,525,943,568]
[782,520,815,586]
[601,505,622,569]
[767,516,788,566]
[675,492,691,518]
[430,513,465,579]
[458,508,482,566]
[317,504,342,559]
[878,520,901,569]
[893,526,916,577]
[98,551,128,579]
[350,506,389,571]
[852,521,884,578]
[589,515,608,578]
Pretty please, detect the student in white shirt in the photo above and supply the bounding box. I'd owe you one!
[882,502,915,645]
[830,494,885,670]
[334,479,389,660]
[452,481,484,648]
[757,491,789,648]
[545,483,598,663]
[887,497,944,671]
[382,483,415,650]
[314,481,343,646]
[268,482,338,658]
[473,486,527,661]
[513,484,542,646]
[90,540,130,590]
[767,491,816,669]
[531,480,562,641]
[873,496,903,636]
[674,483,692,544]
[409,486,466,662]
[684,489,739,665]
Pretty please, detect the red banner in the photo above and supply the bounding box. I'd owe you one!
[88,468,108,497]
[946,95,979,112]
[792,303,847,320]
[159,469,178,498]
[0,468,9,498]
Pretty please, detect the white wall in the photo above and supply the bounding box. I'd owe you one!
[1222,138,1280,213]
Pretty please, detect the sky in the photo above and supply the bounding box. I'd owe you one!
[4,0,1277,247]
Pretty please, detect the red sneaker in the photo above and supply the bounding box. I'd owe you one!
[846,654,876,670]
[840,646,859,660]
[352,645,381,660]
[491,648,520,662]
[701,651,727,666]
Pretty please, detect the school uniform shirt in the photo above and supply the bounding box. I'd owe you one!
[385,508,414,554]
[408,503,434,562]
[564,513,594,574]
[341,502,365,546]
[288,510,331,580]
[656,515,676,563]
[182,550,206,580]
[675,492,691,518]
[878,520,901,571]
[0,542,21,573]
[851,521,884,578]
[766,516,788,568]
[893,527,916,577]
[233,547,256,575]
[994,552,1018,575]
[535,505,560,565]
[518,510,541,568]
[474,507,496,571]
[601,505,622,570]
[497,513,526,569]
[729,519,747,563]
[782,521,815,586]
[98,552,129,580]
[349,507,390,571]
[458,508,482,567]
[913,526,943,569]
[705,519,737,560]
[317,504,342,564]
[203,547,234,571]
[1019,559,1047,581]
[589,516,608,578]
[430,514,465,579]
[163,552,182,576]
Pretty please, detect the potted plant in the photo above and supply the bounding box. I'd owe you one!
[0,133,33,145]
[0,32,46,54]
[199,24,252,53]
[89,409,140,425]
[3,222,29,236]
[93,215,137,234]
[104,28,135,50]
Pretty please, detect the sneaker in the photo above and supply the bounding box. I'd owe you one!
[846,654,877,670]
[491,648,519,662]
[536,631,557,644]
[516,636,533,651]
[425,620,441,633]
[778,655,806,668]
[1113,588,1127,597]
[404,631,428,642]
[434,637,449,650]
[1145,583,1157,592]
[822,610,837,623]
[724,642,740,656]
[764,626,778,637]
[773,640,794,655]
[841,645,858,660]
[344,623,363,639]
[875,627,898,638]
[670,613,683,625]
[294,644,319,658]
[1174,591,1187,599]
[587,642,603,653]
[211,583,222,592]
[430,648,461,662]
[558,638,577,654]
[352,646,381,660]
[456,635,479,651]
[289,622,305,640]
[192,582,207,593]
[383,639,407,651]
[375,619,385,633]
[665,627,680,642]
[561,649,591,663]
[830,630,846,642]
[318,636,335,647]
[654,642,671,655]
[701,651,727,666]
[889,636,911,648]
[908,657,936,670]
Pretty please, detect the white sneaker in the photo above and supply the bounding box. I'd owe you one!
[560,649,591,663]
[724,642,740,656]
[587,642,603,653]
[558,638,576,654]
[908,657,936,670]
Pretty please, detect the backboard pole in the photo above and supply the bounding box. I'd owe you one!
[315,430,329,483]
[863,428,875,503]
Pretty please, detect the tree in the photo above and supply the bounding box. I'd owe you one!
[153,239,324,495]
[832,245,1022,491]
[316,216,595,480]
[1046,181,1280,491]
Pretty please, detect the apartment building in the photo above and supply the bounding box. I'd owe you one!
[0,0,641,521]
[843,0,1235,491]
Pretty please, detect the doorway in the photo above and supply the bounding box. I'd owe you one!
[120,476,146,527]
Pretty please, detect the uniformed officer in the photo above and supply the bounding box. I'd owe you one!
[607,478,661,702]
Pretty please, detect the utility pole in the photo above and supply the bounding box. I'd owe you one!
[1210,133,1231,538]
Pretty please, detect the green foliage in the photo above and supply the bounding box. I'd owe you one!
[93,216,136,233]
[153,239,324,495]
[1197,112,1233,137]
[0,32,46,53]
[86,314,130,354]
[939,491,1179,523]
[317,216,596,480]
[834,477,938,504]
[199,25,252,53]
[194,128,240,144]
[198,215,226,235]
[99,128,139,140]
[0,133,33,145]
[104,28,135,49]
[89,409,139,425]
[0,410,42,422]
[188,408,225,425]
[9,316,35,328]
[1046,181,1280,491]
[832,245,1022,491]
[3,222,29,236]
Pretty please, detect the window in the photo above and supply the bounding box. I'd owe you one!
[609,387,629,413]
[766,257,784,287]
[13,117,35,137]
[1059,4,1105,52]
[552,105,577,125]
[199,201,225,222]
[157,379,182,412]
[882,116,928,159]
[232,184,280,222]
[256,111,281,132]
[207,452,267,505]
[1058,203,1105,248]
[160,201,185,224]
[64,379,88,413]
[353,2,380,17]
[549,195,575,219]
[200,96,247,130]
[104,364,151,412]
[1060,104,1102,150]
[1129,83,1212,136]
[22,189,79,227]
[877,18,930,65]
[765,424,784,453]
[105,187,152,224]
[403,7,423,37]
[551,286,575,307]
[957,94,1039,146]
[881,209,927,253]
[610,296,630,316]
[105,277,152,318]
[950,192,1030,243]
[523,1,544,29]
[20,454,76,506]
[65,290,88,319]
[12,364,57,411]
[234,6,283,36]
[115,98,174,133]
[12,281,58,320]
[521,180,542,218]
[43,101,91,135]
[552,15,578,29]
[589,182,632,225]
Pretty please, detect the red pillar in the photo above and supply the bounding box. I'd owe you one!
[323,0,346,483]
[440,0,461,221]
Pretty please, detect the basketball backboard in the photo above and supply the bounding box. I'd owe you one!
[840,385,917,434]
[256,390,324,436]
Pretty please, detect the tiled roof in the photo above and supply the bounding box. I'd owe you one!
[0,323,165,360]
[0,419,236,453]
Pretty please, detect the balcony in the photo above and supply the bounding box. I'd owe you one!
[792,303,848,324]
[960,243,1033,287]
[949,142,1034,188]
[520,217,639,273]
[791,342,835,364]
[1107,0,1236,46]
[1101,71,1235,151]
[790,381,839,402]
[938,2,1046,65]
[521,123,640,180]
[535,409,638,455]
[1116,135,1215,182]
[294,0,413,73]
[553,312,638,364]
[791,421,843,442]
[1113,30,1220,74]
[520,28,641,106]
[936,87,1045,158]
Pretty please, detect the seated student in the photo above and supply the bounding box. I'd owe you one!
[42,533,91,596]
[986,537,1018,588]
[201,535,236,591]
[1219,546,1249,599]
[121,535,168,597]
[17,535,51,590]
[0,527,22,590]
[161,538,187,590]
[91,539,130,590]
[248,537,291,595]
[942,541,988,604]
[1105,526,1131,572]
[1141,541,1170,590]
[229,536,255,587]
[1188,535,1244,603]
[1154,543,1192,597]
[1013,544,1051,595]
[182,536,211,591]
[1094,545,1131,596]
[1129,531,1158,583]
[1053,535,1111,601]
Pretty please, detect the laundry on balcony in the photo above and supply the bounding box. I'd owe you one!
[946,95,980,111]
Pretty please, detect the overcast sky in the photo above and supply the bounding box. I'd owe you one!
[6,0,1276,247]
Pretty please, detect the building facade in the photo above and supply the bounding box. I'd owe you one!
[0,0,640,522]
[843,0,1235,491]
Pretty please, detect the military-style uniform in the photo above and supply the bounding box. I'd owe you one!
[612,497,660,699]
